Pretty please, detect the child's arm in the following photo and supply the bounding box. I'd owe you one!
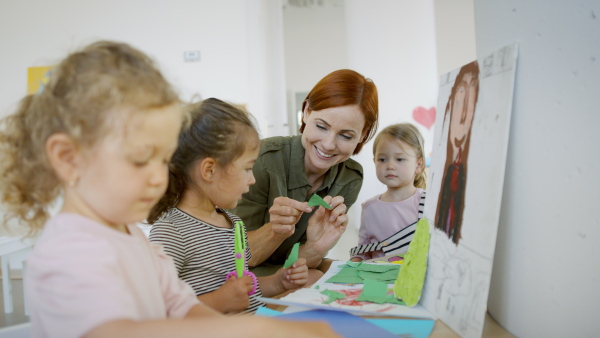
[349,202,372,262]
[84,312,341,338]
[195,275,254,314]
[257,258,308,297]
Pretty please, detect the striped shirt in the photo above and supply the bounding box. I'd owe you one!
[149,208,264,313]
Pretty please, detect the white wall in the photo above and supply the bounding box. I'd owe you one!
[475,1,600,336]
[434,0,477,76]
[282,0,348,134]
[245,0,288,138]
[0,0,267,119]
[283,0,348,92]
[345,0,439,232]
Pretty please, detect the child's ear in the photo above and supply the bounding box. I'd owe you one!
[416,158,425,174]
[198,157,217,182]
[45,133,81,185]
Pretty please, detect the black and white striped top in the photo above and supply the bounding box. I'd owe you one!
[149,208,264,313]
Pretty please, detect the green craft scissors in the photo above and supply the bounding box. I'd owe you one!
[225,221,257,295]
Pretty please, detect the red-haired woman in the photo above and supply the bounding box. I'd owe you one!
[233,69,379,282]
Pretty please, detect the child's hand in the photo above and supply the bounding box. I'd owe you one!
[280,257,308,290]
[217,275,253,313]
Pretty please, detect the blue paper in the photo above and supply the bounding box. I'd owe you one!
[255,306,283,317]
[365,319,435,338]
[255,306,435,338]
[276,309,397,338]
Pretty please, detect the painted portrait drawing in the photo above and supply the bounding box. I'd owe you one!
[420,44,518,338]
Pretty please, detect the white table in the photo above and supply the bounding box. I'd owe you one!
[0,236,36,313]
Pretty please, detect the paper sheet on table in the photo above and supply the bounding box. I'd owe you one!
[326,262,400,284]
[258,261,434,319]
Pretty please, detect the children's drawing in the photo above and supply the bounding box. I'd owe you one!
[420,43,518,338]
[434,61,479,245]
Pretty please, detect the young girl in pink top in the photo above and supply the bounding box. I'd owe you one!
[0,40,337,338]
[350,123,427,261]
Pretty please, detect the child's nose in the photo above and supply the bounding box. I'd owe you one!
[149,166,168,186]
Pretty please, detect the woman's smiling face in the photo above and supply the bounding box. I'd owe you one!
[301,105,365,175]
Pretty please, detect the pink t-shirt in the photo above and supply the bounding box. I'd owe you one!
[26,213,200,338]
[353,188,425,260]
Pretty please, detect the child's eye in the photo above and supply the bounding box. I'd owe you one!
[378,158,386,162]
[396,158,405,162]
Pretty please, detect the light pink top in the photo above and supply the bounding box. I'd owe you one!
[353,188,425,260]
[26,213,200,338]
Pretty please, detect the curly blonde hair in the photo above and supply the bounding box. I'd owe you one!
[0,41,181,235]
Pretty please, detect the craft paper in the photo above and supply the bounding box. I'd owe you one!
[365,319,435,338]
[394,218,430,307]
[326,262,400,284]
[277,309,398,338]
[283,242,300,268]
[255,304,435,338]
[258,261,434,319]
[356,279,405,305]
[320,289,346,304]
[307,193,332,209]
[255,306,282,317]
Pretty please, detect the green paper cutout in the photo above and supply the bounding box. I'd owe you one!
[394,218,430,307]
[307,194,332,209]
[343,261,361,268]
[356,279,406,305]
[357,269,400,284]
[283,242,300,268]
[326,261,400,284]
[320,289,346,304]
[360,279,388,297]
[355,264,397,273]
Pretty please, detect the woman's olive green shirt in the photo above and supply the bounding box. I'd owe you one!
[231,135,363,275]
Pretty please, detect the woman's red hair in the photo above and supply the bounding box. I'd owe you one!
[300,69,378,155]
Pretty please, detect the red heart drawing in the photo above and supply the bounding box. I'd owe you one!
[412,106,436,130]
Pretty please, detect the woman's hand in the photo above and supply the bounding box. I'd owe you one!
[268,196,313,237]
[302,196,348,266]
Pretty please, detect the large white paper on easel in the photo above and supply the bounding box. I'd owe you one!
[419,43,518,337]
